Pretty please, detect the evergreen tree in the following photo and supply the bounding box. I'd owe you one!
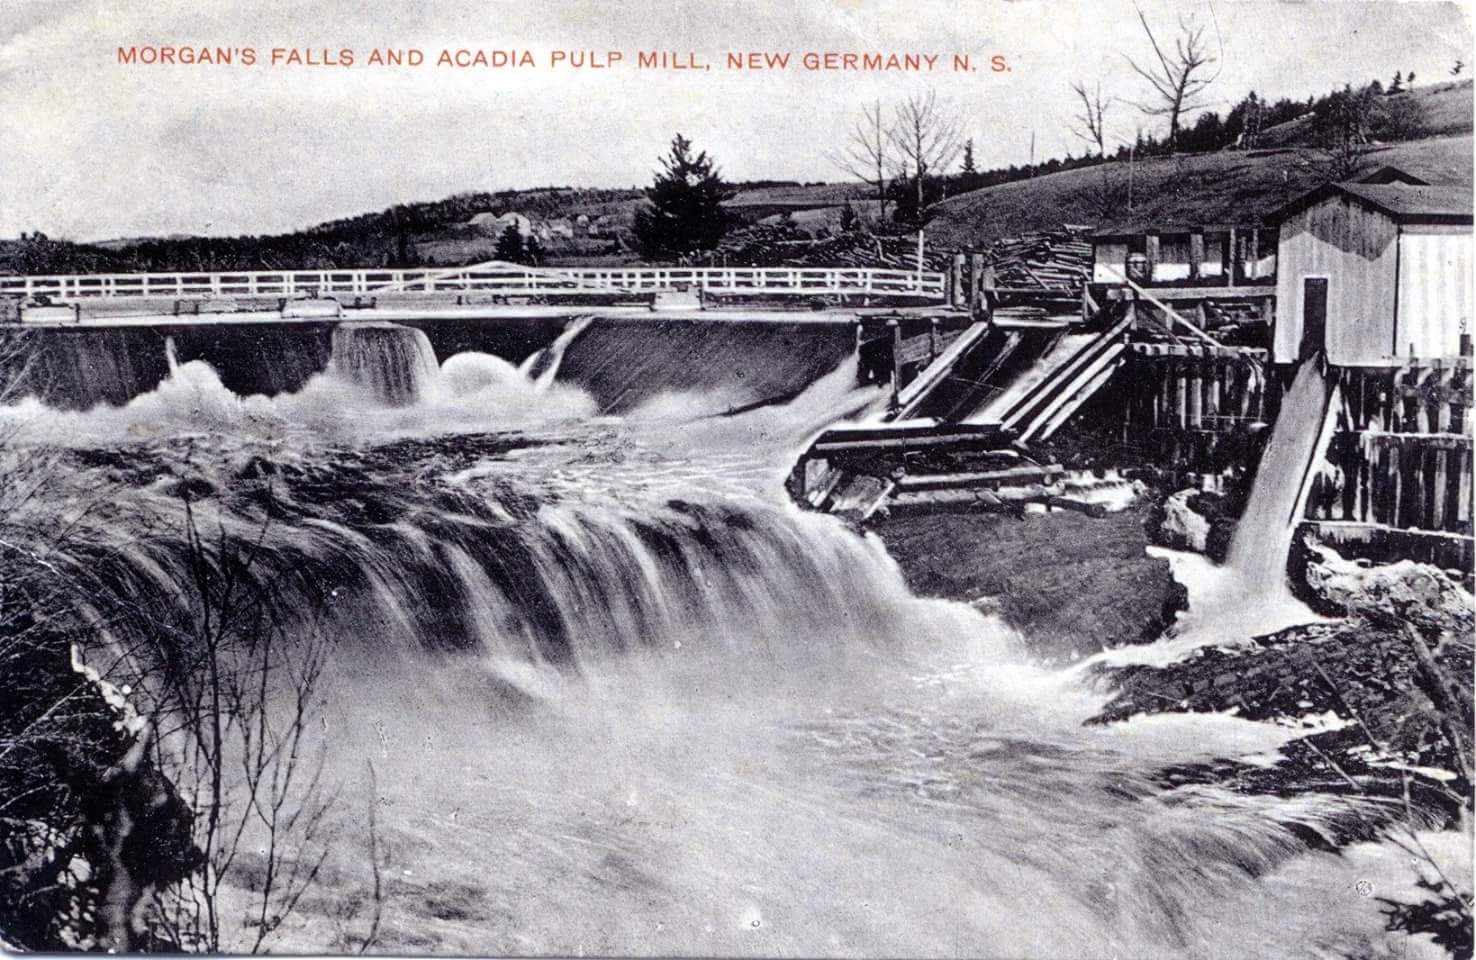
[495,223,525,262]
[634,134,731,259]
[1390,71,1404,93]
[839,203,858,233]
[961,138,977,174]
[524,233,544,265]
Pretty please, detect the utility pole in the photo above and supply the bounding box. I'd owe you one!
[1127,140,1136,213]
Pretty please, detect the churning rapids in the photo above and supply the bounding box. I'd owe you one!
[0,320,1444,957]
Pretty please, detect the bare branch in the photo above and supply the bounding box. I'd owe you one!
[1124,5,1218,152]
[827,99,892,222]
[1069,79,1112,156]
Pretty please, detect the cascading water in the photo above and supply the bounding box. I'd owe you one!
[1226,359,1336,592]
[0,321,1445,957]
[328,321,441,405]
[519,314,595,389]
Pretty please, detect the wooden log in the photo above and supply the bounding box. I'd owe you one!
[1045,495,1109,518]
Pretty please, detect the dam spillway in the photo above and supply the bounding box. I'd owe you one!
[0,312,860,413]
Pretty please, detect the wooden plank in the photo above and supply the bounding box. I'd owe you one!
[1360,431,1473,450]
[1453,445,1469,531]
[894,465,1064,492]
[1431,447,1448,531]
[896,333,939,366]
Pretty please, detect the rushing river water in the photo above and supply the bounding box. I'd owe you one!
[0,319,1453,957]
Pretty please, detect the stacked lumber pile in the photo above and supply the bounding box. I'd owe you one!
[979,232,1092,292]
[702,226,1092,293]
[701,228,954,272]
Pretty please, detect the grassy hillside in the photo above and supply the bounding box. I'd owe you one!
[924,79,1472,247]
[1257,79,1474,149]
[924,134,1473,248]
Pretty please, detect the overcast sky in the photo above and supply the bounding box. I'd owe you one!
[1,0,1470,240]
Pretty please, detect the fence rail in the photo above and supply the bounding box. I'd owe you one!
[0,263,949,302]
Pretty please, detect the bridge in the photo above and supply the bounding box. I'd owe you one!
[0,260,950,309]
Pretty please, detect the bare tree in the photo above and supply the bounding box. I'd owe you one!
[1124,7,1217,153]
[139,496,338,953]
[888,89,964,220]
[829,100,892,223]
[1069,79,1113,157]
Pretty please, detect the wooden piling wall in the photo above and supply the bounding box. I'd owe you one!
[1306,359,1473,539]
[1119,343,1280,476]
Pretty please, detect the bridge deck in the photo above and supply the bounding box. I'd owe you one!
[0,262,950,303]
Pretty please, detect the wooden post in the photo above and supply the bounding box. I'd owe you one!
[1175,358,1189,429]
[1226,227,1237,285]
[951,253,966,309]
[1457,444,1472,530]
[968,253,983,312]
[1186,354,1202,429]
[1189,231,1204,281]
[1206,357,1222,428]
[1144,233,1160,284]
[929,317,940,362]
[888,318,902,410]
[1432,446,1448,530]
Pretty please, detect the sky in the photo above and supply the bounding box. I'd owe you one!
[0,0,1471,240]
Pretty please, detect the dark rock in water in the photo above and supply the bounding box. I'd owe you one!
[870,502,1186,662]
[1146,487,1240,562]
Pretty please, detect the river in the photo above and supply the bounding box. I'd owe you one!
[0,318,1445,957]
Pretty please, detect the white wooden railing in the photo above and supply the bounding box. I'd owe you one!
[0,262,948,302]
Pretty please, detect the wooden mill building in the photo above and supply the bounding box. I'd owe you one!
[1270,170,1473,570]
[1273,175,1472,364]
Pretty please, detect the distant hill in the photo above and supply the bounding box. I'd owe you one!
[924,134,1472,247]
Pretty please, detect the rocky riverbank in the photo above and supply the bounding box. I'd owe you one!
[1087,539,1474,829]
[868,499,1187,662]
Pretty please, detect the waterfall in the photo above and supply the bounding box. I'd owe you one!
[62,479,973,679]
[328,322,440,405]
[1226,360,1336,591]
